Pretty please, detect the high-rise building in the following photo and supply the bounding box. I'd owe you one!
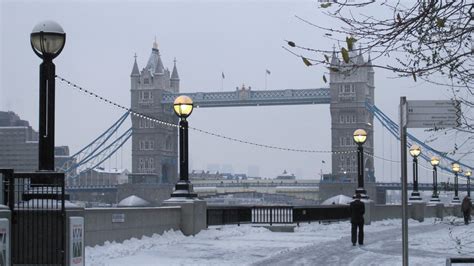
[129,41,179,184]
[0,111,72,172]
[329,49,375,183]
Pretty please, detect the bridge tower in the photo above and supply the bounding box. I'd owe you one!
[129,41,179,184]
[329,49,375,183]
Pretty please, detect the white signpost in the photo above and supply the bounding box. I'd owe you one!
[69,217,84,266]
[406,100,461,128]
[399,98,461,266]
[0,218,10,266]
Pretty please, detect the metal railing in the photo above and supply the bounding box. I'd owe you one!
[252,206,293,225]
[206,205,350,227]
[207,206,252,226]
[1,169,66,265]
[446,257,474,265]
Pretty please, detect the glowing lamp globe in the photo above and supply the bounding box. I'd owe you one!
[353,129,367,145]
[409,145,421,158]
[430,156,440,167]
[173,95,194,118]
[452,163,461,173]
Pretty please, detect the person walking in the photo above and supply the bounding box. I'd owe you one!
[350,193,365,246]
[461,195,472,225]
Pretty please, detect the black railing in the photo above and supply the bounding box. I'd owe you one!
[446,257,474,265]
[2,169,66,265]
[293,206,350,225]
[207,206,252,226]
[252,206,293,225]
[206,205,350,227]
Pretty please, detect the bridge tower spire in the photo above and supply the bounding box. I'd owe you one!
[170,58,180,93]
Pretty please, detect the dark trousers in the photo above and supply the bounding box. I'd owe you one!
[463,212,471,225]
[351,222,364,245]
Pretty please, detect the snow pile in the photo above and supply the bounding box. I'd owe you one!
[86,217,474,265]
[86,230,186,265]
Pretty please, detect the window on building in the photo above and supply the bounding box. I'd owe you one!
[139,90,153,103]
[338,84,356,102]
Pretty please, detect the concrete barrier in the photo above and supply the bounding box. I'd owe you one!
[368,203,465,223]
[84,206,181,246]
[163,198,207,236]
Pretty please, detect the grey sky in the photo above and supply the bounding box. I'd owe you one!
[1,0,469,182]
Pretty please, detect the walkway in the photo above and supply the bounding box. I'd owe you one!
[252,223,453,265]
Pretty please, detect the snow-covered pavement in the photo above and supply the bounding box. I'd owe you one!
[86,217,474,265]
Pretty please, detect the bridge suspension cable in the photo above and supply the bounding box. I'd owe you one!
[366,102,473,179]
[67,128,132,179]
[58,111,129,174]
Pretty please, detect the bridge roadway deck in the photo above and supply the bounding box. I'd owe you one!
[161,88,331,107]
[65,182,469,192]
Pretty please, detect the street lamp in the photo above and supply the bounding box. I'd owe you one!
[171,95,197,198]
[465,169,471,198]
[451,163,461,203]
[353,129,368,199]
[31,21,66,171]
[429,156,440,202]
[409,145,422,201]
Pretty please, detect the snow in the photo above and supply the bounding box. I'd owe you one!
[117,195,150,207]
[321,194,353,205]
[86,217,474,265]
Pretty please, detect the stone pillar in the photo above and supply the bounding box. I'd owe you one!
[362,199,374,225]
[163,198,207,236]
[409,201,426,222]
[450,203,463,218]
[435,203,445,220]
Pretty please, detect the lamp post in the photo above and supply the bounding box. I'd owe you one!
[409,145,422,201]
[353,129,368,199]
[31,21,66,171]
[429,156,440,202]
[465,169,471,198]
[451,163,461,203]
[171,95,197,198]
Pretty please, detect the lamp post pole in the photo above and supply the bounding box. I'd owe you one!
[452,163,461,203]
[430,156,440,202]
[31,21,66,171]
[409,145,422,201]
[179,119,189,184]
[38,56,56,170]
[353,129,368,199]
[466,170,472,198]
[171,95,197,198]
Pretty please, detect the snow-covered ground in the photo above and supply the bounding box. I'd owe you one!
[86,217,474,266]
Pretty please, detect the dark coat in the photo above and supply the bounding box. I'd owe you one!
[350,199,365,224]
[461,197,472,213]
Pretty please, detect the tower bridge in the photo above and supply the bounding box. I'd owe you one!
[129,41,375,196]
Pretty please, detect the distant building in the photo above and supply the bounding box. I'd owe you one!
[275,170,296,180]
[190,170,222,180]
[0,111,73,172]
[69,167,129,186]
[129,41,179,184]
[329,49,375,183]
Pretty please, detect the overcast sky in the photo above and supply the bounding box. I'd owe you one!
[1,0,470,182]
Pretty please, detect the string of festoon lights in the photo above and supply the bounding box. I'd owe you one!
[55,75,470,178]
[56,75,356,155]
